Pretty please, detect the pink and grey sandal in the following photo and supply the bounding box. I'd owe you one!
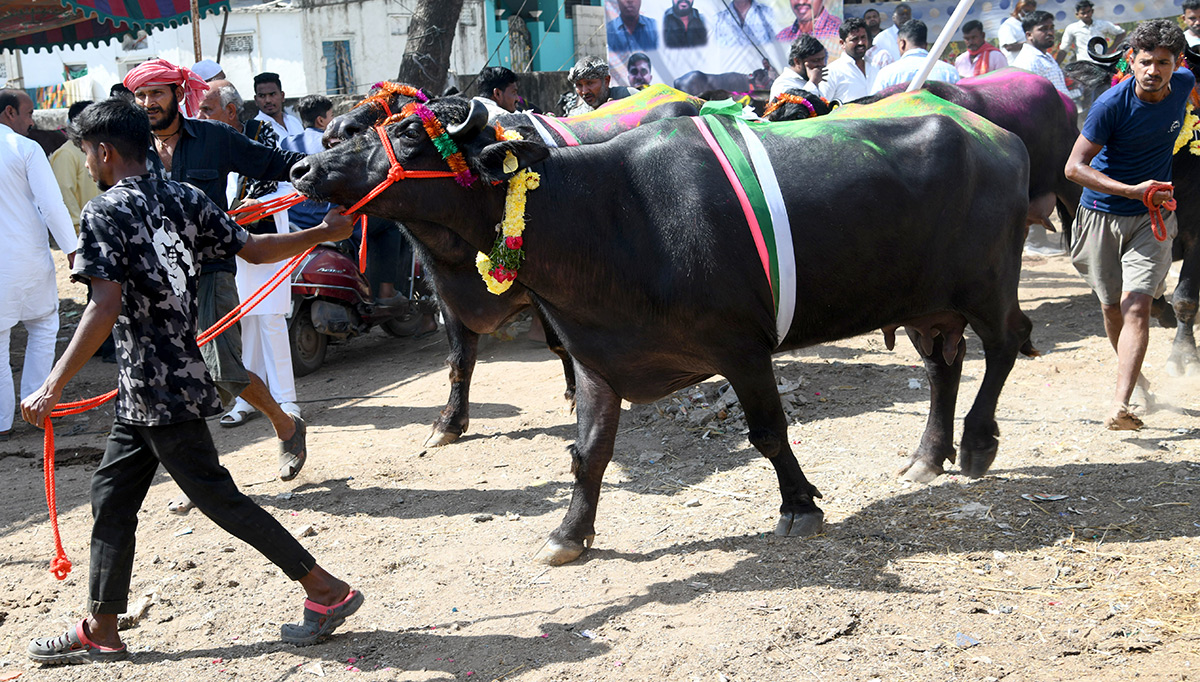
[281,589,364,646]
[28,619,129,665]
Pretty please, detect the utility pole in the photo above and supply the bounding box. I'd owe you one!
[395,0,465,95]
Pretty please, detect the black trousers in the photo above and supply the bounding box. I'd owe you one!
[89,419,315,614]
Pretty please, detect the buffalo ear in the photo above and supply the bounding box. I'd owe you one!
[475,139,550,181]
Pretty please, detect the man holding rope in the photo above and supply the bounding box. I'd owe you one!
[21,98,362,664]
[1064,19,1193,430]
[122,60,314,506]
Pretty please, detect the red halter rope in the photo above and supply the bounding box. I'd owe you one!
[1143,183,1177,242]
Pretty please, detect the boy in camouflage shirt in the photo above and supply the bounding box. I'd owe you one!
[20,99,364,664]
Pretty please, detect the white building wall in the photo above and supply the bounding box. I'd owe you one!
[8,0,488,102]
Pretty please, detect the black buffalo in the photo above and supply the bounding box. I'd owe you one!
[862,68,1082,234]
[324,84,702,446]
[295,92,1033,565]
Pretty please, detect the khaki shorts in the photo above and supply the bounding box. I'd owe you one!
[198,270,250,406]
[1071,205,1176,306]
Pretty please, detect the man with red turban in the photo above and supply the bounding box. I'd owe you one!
[122,60,320,509]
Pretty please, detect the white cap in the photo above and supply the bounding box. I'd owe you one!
[191,59,224,82]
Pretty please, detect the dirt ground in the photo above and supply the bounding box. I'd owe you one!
[1,249,1198,682]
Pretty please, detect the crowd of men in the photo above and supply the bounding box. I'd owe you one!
[0,3,1193,665]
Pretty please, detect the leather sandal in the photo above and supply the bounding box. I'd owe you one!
[28,619,128,665]
[219,403,259,428]
[279,416,307,481]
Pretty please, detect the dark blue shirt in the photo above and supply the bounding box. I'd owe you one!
[1081,69,1195,215]
[147,117,306,271]
[607,15,658,53]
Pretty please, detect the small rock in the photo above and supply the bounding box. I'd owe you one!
[295,524,317,538]
[472,514,493,523]
[684,499,701,508]
[396,496,405,504]
[118,595,154,629]
[688,408,716,426]
[275,492,294,500]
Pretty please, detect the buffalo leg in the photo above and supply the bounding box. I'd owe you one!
[1167,236,1200,376]
[425,303,477,447]
[959,306,1027,477]
[534,360,622,566]
[536,307,577,407]
[726,356,823,537]
[898,332,966,484]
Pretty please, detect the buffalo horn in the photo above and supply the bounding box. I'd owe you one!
[446,99,489,140]
[1087,36,1125,66]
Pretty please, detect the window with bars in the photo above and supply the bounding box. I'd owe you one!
[322,40,355,95]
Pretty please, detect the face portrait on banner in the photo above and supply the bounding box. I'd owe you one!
[605,0,844,94]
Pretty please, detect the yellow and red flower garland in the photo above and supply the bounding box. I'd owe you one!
[476,127,540,295]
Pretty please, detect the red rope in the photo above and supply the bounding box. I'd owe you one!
[1143,183,1177,242]
[341,125,459,216]
[39,201,319,580]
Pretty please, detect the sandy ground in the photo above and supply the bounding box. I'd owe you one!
[0,249,1198,682]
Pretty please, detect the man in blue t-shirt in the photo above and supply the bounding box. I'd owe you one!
[1065,19,1194,431]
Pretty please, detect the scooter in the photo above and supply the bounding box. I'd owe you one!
[288,237,436,377]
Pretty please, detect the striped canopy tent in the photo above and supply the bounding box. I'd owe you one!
[0,0,227,53]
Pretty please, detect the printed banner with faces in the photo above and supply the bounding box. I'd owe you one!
[605,0,844,96]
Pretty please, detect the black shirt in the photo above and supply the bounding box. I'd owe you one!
[147,117,305,273]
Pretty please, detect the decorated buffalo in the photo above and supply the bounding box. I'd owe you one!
[1070,39,1200,376]
[294,91,1033,565]
[862,67,1082,234]
[324,84,702,446]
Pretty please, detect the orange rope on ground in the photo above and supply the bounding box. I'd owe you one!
[39,197,325,580]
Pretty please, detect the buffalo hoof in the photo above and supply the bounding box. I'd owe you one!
[897,458,945,483]
[533,535,594,566]
[423,427,462,448]
[959,437,998,479]
[774,510,825,537]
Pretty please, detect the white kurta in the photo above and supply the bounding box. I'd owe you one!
[0,122,76,328]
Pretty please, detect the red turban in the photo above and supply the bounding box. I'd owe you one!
[122,59,209,118]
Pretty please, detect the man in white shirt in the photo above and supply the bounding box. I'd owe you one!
[999,0,1037,63]
[871,20,961,94]
[955,20,1008,78]
[252,72,303,140]
[0,90,76,441]
[1182,0,1200,48]
[770,34,829,100]
[1013,11,1070,94]
[870,2,910,66]
[825,18,878,102]
[1059,0,1125,64]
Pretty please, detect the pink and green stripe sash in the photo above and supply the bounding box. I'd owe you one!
[691,115,796,346]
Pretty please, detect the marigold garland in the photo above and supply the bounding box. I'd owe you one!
[763,92,825,119]
[397,102,477,187]
[476,130,540,295]
[1173,104,1200,157]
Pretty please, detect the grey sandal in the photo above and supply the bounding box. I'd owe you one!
[281,589,364,646]
[28,619,129,665]
[279,416,307,481]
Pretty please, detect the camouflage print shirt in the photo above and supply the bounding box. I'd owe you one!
[73,174,248,425]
